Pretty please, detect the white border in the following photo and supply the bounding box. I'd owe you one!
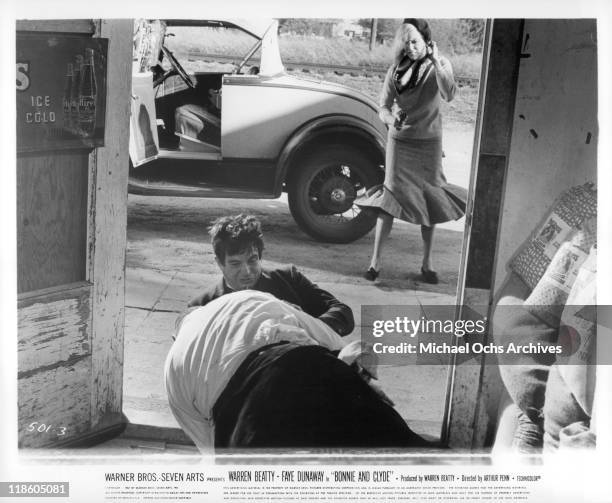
[2,1,612,501]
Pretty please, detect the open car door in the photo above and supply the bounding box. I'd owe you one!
[129,20,166,166]
[129,72,159,166]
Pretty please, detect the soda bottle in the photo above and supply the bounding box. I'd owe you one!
[70,55,83,135]
[78,48,97,137]
[62,63,73,133]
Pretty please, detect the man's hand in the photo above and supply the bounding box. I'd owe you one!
[283,300,303,312]
[337,341,396,406]
[338,341,378,380]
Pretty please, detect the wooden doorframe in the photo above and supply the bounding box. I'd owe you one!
[443,18,598,450]
[87,18,133,436]
[442,19,525,449]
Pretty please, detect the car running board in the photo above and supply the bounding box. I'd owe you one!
[128,177,277,199]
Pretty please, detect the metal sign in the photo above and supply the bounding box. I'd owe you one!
[16,34,108,152]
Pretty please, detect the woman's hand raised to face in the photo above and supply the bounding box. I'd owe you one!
[428,41,441,66]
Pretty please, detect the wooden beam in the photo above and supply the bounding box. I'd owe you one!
[88,20,133,432]
[465,19,524,291]
[445,19,524,449]
[16,20,95,34]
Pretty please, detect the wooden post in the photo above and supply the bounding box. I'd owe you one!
[88,19,133,432]
[444,19,524,449]
[369,19,378,51]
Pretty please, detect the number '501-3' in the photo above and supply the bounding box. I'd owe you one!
[26,422,67,436]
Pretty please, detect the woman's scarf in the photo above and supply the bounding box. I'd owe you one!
[394,55,433,93]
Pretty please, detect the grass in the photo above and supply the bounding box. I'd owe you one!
[166,25,481,126]
[279,34,394,67]
[301,71,479,126]
[167,26,483,79]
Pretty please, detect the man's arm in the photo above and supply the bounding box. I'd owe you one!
[187,280,224,308]
[288,266,355,336]
[187,294,207,308]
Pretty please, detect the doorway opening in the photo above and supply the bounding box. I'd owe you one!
[122,17,488,449]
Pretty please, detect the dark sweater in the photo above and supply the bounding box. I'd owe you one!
[188,265,354,336]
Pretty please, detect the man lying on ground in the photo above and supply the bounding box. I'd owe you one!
[165,290,427,452]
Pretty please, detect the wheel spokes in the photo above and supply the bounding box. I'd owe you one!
[307,164,365,224]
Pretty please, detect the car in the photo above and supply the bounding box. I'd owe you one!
[129,18,387,243]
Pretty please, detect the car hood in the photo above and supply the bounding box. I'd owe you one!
[268,74,380,111]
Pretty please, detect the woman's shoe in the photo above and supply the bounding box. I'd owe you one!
[420,267,439,284]
[364,267,380,281]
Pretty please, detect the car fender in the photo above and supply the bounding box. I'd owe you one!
[274,114,386,196]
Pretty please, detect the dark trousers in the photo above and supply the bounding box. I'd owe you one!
[213,343,429,449]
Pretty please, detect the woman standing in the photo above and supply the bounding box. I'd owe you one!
[358,19,466,284]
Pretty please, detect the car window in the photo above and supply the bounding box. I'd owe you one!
[164,26,262,74]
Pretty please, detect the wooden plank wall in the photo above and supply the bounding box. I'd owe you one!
[17,153,90,293]
[16,19,133,447]
[18,284,92,447]
[493,19,598,286]
[88,19,133,432]
[16,19,97,447]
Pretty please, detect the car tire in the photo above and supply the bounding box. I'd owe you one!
[288,144,381,243]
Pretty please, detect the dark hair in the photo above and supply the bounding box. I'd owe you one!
[402,18,432,44]
[209,214,264,264]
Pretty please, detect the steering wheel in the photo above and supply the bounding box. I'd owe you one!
[160,45,196,89]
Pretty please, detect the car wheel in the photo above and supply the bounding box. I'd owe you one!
[288,144,381,243]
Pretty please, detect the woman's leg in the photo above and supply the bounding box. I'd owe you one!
[421,224,435,271]
[368,212,394,271]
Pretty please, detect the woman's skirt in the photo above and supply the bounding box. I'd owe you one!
[356,135,467,226]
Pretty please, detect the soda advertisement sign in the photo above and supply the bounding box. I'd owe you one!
[16,34,108,152]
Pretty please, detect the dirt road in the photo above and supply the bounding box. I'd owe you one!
[127,124,473,284]
[124,124,474,440]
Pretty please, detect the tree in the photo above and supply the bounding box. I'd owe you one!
[358,18,400,44]
[278,18,338,37]
[459,19,485,49]
[375,19,402,44]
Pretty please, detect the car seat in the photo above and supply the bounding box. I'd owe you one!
[174,104,221,151]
